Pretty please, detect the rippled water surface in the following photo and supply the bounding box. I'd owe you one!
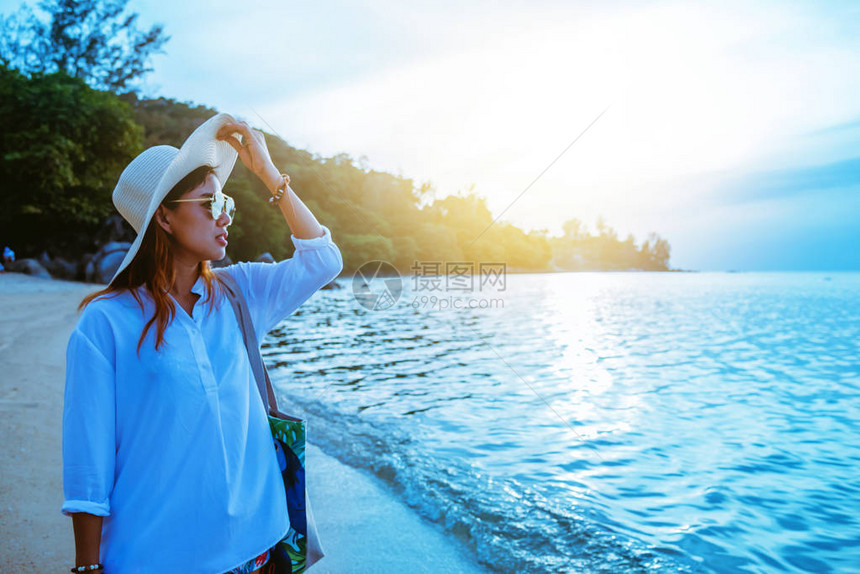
[263,272,860,573]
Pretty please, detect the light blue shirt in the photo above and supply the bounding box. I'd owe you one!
[61,226,342,573]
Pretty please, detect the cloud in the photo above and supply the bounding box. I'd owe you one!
[682,155,860,211]
[809,116,860,137]
[739,157,860,202]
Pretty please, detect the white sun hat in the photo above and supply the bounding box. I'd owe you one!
[108,112,241,286]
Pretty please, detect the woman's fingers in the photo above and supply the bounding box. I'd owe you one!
[217,121,256,148]
[216,120,276,182]
[235,121,255,147]
[219,131,244,153]
[216,123,244,150]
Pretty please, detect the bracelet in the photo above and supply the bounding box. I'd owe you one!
[269,173,291,206]
[71,564,103,572]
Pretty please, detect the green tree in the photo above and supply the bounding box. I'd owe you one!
[0,0,168,92]
[120,94,216,147]
[340,233,395,273]
[552,216,672,271]
[426,189,495,261]
[0,64,142,255]
[642,232,671,270]
[562,217,587,241]
[495,223,550,271]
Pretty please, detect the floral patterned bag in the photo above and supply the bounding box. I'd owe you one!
[269,415,309,571]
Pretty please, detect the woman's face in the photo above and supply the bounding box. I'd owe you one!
[159,174,232,265]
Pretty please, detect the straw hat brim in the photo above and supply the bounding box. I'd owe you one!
[108,113,240,286]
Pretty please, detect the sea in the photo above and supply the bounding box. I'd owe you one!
[262,271,860,573]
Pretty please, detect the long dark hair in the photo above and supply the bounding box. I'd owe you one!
[78,165,227,355]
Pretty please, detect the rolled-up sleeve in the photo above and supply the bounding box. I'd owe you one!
[61,328,116,517]
[226,224,344,341]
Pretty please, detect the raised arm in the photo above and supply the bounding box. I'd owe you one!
[217,120,324,240]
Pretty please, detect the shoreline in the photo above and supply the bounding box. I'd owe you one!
[0,272,485,573]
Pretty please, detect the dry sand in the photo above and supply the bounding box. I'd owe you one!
[0,273,97,571]
[0,272,484,573]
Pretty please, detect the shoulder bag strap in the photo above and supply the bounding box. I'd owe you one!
[214,269,279,415]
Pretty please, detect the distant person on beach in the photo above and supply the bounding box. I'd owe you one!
[61,114,342,573]
[1,246,14,273]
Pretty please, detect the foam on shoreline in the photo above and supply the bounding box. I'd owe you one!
[307,442,487,572]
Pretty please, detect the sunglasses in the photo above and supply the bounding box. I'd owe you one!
[170,189,236,221]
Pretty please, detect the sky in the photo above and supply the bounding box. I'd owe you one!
[4,0,859,270]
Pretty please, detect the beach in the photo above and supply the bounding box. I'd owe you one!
[0,272,485,573]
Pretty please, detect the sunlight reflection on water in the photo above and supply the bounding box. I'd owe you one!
[266,271,860,573]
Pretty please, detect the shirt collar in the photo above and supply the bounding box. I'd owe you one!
[190,274,206,297]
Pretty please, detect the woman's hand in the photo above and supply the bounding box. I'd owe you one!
[217,120,283,193]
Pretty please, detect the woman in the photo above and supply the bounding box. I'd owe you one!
[62,113,342,573]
